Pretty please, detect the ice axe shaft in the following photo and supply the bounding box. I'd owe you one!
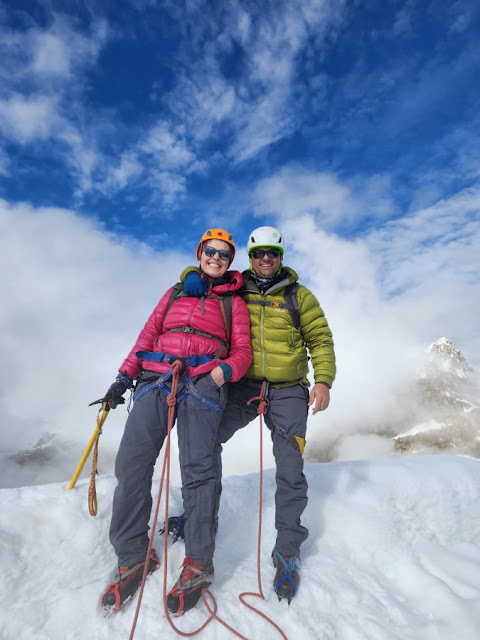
[67,401,110,490]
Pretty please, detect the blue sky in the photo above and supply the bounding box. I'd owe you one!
[2,0,479,247]
[1,0,480,475]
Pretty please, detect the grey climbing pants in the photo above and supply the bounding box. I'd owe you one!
[110,371,226,567]
[213,379,309,557]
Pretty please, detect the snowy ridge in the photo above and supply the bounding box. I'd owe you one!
[1,456,480,639]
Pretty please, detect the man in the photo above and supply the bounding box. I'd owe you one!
[174,225,336,604]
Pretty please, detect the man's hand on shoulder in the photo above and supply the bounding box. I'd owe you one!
[308,383,330,414]
[185,271,207,296]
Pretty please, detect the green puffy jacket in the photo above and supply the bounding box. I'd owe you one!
[180,265,336,388]
[241,268,336,387]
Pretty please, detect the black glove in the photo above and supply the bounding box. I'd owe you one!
[90,372,133,409]
[104,382,127,409]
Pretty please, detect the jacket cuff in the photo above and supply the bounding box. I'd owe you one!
[218,362,233,382]
[117,368,135,386]
[180,265,201,282]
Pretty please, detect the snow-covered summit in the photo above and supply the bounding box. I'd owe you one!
[420,336,479,410]
[307,338,480,463]
[426,336,474,380]
[394,337,480,455]
[1,456,480,640]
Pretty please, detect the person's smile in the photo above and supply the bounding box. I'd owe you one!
[251,247,281,277]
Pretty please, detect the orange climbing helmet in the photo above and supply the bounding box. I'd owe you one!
[196,228,236,261]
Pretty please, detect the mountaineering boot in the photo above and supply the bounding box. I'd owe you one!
[159,513,187,542]
[167,557,214,615]
[101,548,160,613]
[272,548,300,604]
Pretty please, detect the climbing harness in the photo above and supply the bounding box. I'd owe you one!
[132,361,223,413]
[135,350,215,367]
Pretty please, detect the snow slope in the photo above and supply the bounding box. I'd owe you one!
[1,455,480,640]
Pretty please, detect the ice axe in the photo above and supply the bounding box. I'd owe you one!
[67,399,111,515]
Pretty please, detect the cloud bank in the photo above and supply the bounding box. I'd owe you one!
[1,185,478,486]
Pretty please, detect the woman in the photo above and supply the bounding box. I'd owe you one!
[100,229,252,615]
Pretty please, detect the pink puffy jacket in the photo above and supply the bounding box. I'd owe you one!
[119,270,252,382]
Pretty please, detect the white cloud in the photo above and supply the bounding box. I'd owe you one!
[140,121,197,170]
[230,88,297,163]
[0,13,110,189]
[231,0,345,160]
[0,147,9,175]
[1,176,479,487]
[246,173,480,453]
[31,31,73,77]
[166,75,237,143]
[28,15,108,80]
[88,120,210,204]
[0,13,108,90]
[252,166,395,230]
[253,168,354,226]
[97,151,144,193]
[152,171,187,205]
[392,5,413,36]
[0,93,60,143]
[160,0,346,163]
[0,1,347,202]
[277,214,423,434]
[368,186,480,295]
[448,0,476,34]
[0,199,187,486]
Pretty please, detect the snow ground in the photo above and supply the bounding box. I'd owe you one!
[1,455,480,640]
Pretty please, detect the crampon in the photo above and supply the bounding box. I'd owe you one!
[101,549,160,614]
[166,557,214,616]
[159,513,187,543]
[272,548,300,605]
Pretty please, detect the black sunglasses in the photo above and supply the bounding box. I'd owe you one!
[203,246,231,261]
[251,249,281,259]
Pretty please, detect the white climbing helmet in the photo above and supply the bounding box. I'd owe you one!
[247,226,285,256]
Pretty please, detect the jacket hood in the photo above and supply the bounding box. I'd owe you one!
[210,269,244,294]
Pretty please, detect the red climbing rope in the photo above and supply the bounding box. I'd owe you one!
[237,382,288,640]
[129,373,287,640]
[128,360,215,639]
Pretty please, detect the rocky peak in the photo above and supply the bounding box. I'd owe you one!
[304,337,480,464]
[419,337,477,411]
[391,337,480,456]
[426,337,474,380]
